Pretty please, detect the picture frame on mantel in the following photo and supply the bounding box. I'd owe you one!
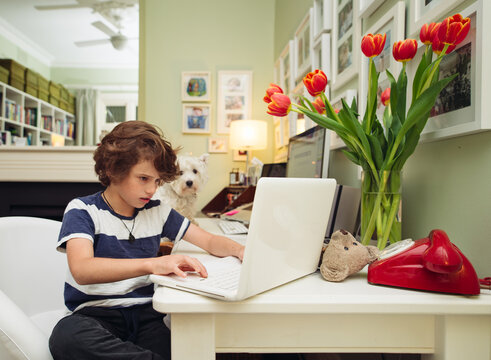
[294,8,314,82]
[408,0,463,37]
[313,0,333,40]
[359,0,385,19]
[312,32,331,98]
[407,0,490,142]
[332,0,360,91]
[279,40,295,96]
[358,1,405,118]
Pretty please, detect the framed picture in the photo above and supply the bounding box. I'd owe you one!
[407,0,489,142]
[330,89,357,149]
[408,0,463,37]
[274,117,283,149]
[359,0,385,19]
[182,103,211,134]
[294,8,314,82]
[216,71,252,134]
[208,137,228,153]
[313,0,333,40]
[358,1,405,116]
[181,71,211,102]
[332,0,361,90]
[312,32,331,98]
[233,150,248,162]
[279,40,295,95]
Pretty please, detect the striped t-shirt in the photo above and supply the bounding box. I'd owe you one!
[57,191,190,312]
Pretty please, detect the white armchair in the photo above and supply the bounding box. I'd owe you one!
[0,216,67,360]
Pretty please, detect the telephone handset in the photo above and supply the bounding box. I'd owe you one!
[368,229,480,295]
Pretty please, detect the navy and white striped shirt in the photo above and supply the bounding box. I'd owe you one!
[57,191,190,312]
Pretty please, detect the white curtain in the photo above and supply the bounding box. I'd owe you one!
[75,89,98,146]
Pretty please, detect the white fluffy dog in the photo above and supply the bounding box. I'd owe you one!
[156,153,209,225]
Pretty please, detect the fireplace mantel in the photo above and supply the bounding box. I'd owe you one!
[0,146,98,182]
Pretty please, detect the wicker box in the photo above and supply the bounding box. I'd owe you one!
[10,75,25,91]
[0,59,26,81]
[67,103,75,114]
[25,69,38,87]
[25,84,38,97]
[59,99,69,111]
[38,88,49,102]
[49,95,59,107]
[60,87,70,102]
[38,75,49,92]
[49,81,61,98]
[0,66,9,83]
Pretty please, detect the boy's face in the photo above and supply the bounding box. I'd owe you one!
[110,160,161,211]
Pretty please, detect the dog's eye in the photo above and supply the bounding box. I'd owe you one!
[193,169,198,174]
[179,171,183,175]
[344,247,349,251]
[353,242,358,246]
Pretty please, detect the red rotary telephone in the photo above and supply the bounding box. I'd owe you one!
[367,229,480,295]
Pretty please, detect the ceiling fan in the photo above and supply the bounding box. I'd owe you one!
[35,0,138,31]
[74,21,137,51]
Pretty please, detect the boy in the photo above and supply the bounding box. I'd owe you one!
[49,121,244,360]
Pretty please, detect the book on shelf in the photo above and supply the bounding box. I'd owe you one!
[4,99,23,122]
[41,115,53,131]
[24,107,37,126]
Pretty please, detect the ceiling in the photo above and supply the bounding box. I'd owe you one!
[0,0,139,68]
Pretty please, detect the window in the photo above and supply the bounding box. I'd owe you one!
[97,91,138,140]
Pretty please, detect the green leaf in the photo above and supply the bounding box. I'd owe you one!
[340,99,372,158]
[396,67,407,124]
[342,149,361,165]
[412,46,431,102]
[367,134,383,169]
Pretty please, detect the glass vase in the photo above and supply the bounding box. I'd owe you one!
[360,170,402,249]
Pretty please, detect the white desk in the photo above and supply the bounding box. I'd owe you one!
[152,218,491,360]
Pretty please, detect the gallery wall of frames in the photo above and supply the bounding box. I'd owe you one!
[272,0,490,160]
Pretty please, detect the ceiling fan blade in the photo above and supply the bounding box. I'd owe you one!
[92,21,118,37]
[75,39,111,47]
[35,4,89,10]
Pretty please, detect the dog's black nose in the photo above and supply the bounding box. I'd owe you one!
[186,180,193,187]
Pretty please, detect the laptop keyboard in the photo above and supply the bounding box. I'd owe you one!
[205,267,240,290]
[218,220,248,235]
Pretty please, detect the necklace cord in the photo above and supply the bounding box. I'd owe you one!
[102,191,136,243]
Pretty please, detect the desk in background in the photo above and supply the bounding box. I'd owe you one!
[152,218,491,360]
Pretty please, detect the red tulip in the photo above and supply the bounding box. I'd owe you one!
[312,97,326,115]
[392,39,418,62]
[420,22,440,45]
[263,83,283,104]
[381,88,390,106]
[432,32,456,55]
[267,93,291,117]
[303,70,328,97]
[361,33,387,58]
[438,13,471,46]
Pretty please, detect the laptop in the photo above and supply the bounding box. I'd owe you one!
[150,177,337,301]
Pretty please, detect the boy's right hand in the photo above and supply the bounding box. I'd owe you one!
[153,254,208,278]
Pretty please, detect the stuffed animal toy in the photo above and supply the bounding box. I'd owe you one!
[320,229,379,282]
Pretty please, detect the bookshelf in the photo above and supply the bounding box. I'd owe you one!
[0,80,76,146]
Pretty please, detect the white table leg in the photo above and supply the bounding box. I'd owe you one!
[422,315,491,360]
[171,313,216,360]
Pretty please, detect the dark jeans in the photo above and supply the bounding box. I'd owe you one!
[49,303,171,360]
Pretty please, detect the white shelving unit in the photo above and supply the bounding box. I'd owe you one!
[0,80,75,146]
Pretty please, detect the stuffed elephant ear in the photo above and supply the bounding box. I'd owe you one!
[366,245,380,262]
[320,262,350,282]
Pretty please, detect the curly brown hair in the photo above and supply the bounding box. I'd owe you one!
[94,121,180,187]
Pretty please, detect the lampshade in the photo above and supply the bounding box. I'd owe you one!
[229,120,267,150]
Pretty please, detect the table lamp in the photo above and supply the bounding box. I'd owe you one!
[229,120,267,185]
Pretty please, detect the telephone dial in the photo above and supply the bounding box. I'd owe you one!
[368,229,480,295]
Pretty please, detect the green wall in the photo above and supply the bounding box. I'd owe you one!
[141,0,276,211]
